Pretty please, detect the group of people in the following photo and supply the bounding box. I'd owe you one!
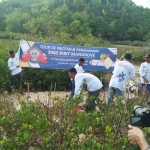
[107,53,150,105]
[69,53,150,109]
[7,50,150,149]
[68,54,150,149]
[69,54,135,110]
[68,54,150,150]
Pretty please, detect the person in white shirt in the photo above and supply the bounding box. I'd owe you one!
[69,58,85,99]
[139,54,150,93]
[8,50,23,94]
[74,58,85,73]
[107,53,135,105]
[68,68,103,111]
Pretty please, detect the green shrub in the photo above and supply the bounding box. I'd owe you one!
[0,93,149,150]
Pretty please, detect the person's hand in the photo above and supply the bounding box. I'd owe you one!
[16,65,20,68]
[128,125,149,150]
[143,76,149,83]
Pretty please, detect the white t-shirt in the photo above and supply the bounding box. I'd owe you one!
[109,60,135,91]
[139,62,150,84]
[8,52,22,75]
[74,73,103,95]
[74,63,84,73]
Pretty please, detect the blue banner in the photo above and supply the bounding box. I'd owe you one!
[19,40,117,71]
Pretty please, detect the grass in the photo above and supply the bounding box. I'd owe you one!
[1,38,149,58]
[111,44,150,58]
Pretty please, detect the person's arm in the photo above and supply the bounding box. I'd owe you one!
[129,66,135,81]
[8,60,19,71]
[81,67,84,73]
[139,63,145,77]
[139,63,148,83]
[74,75,83,95]
[128,125,150,150]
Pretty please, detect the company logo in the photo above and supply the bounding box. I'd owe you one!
[21,47,47,64]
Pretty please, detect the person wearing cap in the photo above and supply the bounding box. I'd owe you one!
[106,53,135,105]
[68,68,103,111]
[8,50,23,94]
[139,54,150,93]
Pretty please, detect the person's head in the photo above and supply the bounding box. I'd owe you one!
[144,54,150,63]
[78,58,85,66]
[124,53,132,61]
[68,68,77,79]
[9,50,15,58]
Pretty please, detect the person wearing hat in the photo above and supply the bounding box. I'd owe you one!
[8,50,23,94]
[139,54,150,93]
[106,53,135,105]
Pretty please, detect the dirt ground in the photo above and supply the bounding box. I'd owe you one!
[1,88,138,111]
[1,90,109,110]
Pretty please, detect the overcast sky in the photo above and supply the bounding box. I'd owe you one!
[132,0,150,8]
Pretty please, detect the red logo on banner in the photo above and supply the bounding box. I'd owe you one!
[38,52,47,63]
[21,47,48,64]
[21,51,31,62]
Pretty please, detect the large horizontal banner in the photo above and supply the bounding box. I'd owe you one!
[19,40,117,71]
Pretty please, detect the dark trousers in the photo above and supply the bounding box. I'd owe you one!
[10,72,22,93]
[85,88,101,111]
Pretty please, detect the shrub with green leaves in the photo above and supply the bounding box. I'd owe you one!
[1,92,150,150]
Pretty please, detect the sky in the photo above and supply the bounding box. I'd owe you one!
[132,0,150,8]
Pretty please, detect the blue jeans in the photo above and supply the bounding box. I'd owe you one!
[141,84,150,93]
[69,79,75,100]
[107,86,124,105]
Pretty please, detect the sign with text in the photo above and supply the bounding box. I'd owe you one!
[19,40,117,71]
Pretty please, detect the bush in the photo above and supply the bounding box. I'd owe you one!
[0,44,10,90]
[0,31,10,39]
[0,92,150,149]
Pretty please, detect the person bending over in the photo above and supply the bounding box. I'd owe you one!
[68,68,103,111]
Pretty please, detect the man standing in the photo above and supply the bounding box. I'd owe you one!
[139,54,150,93]
[68,68,103,111]
[74,58,85,73]
[8,50,23,94]
[107,53,135,105]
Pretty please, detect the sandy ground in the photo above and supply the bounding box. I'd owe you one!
[1,91,71,110]
[0,90,110,110]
